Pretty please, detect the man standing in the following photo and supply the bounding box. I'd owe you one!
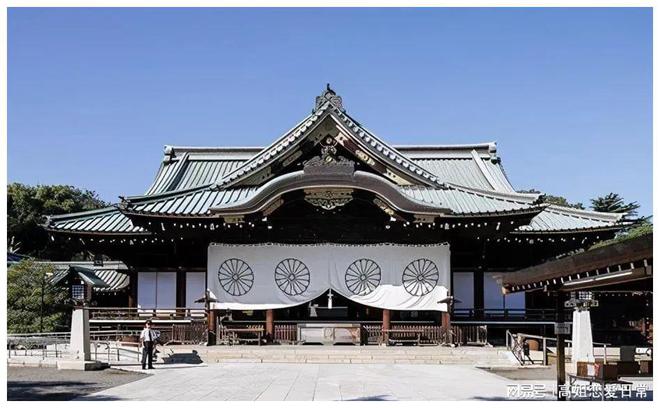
[140,320,156,370]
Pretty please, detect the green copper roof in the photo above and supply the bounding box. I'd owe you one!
[46,207,148,234]
[514,205,625,233]
[44,87,625,236]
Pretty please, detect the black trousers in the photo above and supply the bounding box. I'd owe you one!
[141,341,154,368]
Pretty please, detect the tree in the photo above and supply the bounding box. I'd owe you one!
[517,189,584,209]
[8,183,108,260]
[7,260,70,333]
[590,193,640,219]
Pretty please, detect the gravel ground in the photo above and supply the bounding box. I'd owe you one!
[7,366,148,401]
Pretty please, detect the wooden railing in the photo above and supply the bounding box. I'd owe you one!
[453,308,568,321]
[217,323,265,345]
[455,325,488,345]
[172,322,207,344]
[274,324,297,344]
[362,324,382,345]
[389,324,443,344]
[87,307,207,321]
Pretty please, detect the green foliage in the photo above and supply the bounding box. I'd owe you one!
[7,260,70,333]
[590,222,653,250]
[517,189,584,209]
[8,183,108,260]
[590,193,640,219]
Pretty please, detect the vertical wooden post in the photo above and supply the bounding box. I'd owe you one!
[556,291,566,401]
[474,271,484,318]
[176,271,186,316]
[266,309,275,343]
[128,273,137,308]
[441,311,451,328]
[382,309,391,345]
[207,308,217,346]
[441,311,452,345]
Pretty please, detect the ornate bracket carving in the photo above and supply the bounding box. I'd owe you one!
[304,188,353,211]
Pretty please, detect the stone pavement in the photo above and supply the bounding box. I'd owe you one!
[8,366,146,401]
[77,363,555,401]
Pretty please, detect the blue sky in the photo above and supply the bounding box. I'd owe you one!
[8,8,652,216]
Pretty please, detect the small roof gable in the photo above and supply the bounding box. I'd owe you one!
[51,265,110,288]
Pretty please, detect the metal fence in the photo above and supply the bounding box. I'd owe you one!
[8,330,143,362]
[505,330,611,366]
[7,332,71,358]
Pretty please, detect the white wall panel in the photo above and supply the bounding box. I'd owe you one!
[186,272,206,309]
[484,272,504,309]
[505,291,526,309]
[452,272,474,310]
[156,272,176,309]
[137,272,157,310]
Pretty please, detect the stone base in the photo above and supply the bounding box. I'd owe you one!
[56,360,110,371]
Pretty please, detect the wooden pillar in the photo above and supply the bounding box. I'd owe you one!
[556,291,567,401]
[441,311,451,344]
[128,273,138,308]
[441,311,451,328]
[382,309,391,344]
[207,308,217,346]
[265,309,275,343]
[176,271,186,316]
[474,271,484,318]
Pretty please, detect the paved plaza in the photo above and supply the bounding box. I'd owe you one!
[76,363,555,401]
[7,367,146,401]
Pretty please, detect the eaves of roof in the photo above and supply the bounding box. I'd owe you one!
[512,205,627,234]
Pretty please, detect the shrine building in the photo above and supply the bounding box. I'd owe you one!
[44,86,627,345]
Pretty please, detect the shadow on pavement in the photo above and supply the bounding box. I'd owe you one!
[8,380,121,401]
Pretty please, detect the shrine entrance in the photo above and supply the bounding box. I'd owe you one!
[208,243,451,345]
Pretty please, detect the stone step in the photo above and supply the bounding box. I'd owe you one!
[149,345,516,366]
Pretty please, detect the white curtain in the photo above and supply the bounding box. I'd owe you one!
[207,243,450,311]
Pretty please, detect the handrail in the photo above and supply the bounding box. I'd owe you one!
[86,307,206,310]
[87,307,207,321]
[506,330,613,366]
[505,331,611,347]
[453,308,570,321]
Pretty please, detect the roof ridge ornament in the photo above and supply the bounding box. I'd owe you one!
[304,136,355,176]
[315,83,344,112]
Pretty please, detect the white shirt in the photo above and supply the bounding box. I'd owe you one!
[140,328,156,342]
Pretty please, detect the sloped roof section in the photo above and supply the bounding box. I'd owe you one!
[399,185,540,216]
[45,207,148,235]
[213,100,447,189]
[143,142,515,194]
[43,86,624,236]
[145,150,247,195]
[514,205,626,233]
[119,177,539,218]
[49,261,129,292]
